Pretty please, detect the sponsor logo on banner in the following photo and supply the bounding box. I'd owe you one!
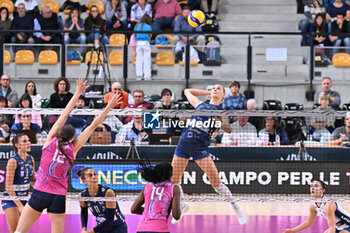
[0,169,5,183]
[143,111,161,129]
[71,164,147,191]
[86,151,123,160]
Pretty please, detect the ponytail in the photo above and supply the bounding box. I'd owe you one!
[58,137,74,167]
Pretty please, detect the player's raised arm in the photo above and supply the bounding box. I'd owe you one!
[45,79,88,147]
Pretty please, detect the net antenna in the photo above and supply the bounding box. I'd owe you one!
[84,26,112,94]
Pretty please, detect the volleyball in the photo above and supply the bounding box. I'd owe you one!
[188,10,206,28]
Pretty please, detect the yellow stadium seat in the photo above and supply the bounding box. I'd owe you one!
[40,0,59,13]
[156,52,175,66]
[38,50,58,65]
[332,53,350,67]
[0,0,13,13]
[109,51,123,65]
[179,60,198,66]
[4,50,10,64]
[155,34,172,49]
[67,60,81,65]
[86,1,104,14]
[63,9,71,14]
[15,50,34,64]
[85,51,104,65]
[109,34,128,47]
[132,53,136,65]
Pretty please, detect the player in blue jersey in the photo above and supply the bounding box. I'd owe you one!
[170,85,247,225]
[77,167,127,233]
[283,179,350,233]
[2,134,36,233]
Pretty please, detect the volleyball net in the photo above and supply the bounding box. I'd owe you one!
[1,108,350,202]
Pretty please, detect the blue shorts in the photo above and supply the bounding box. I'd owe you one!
[174,139,211,160]
[1,200,27,211]
[336,227,350,233]
[28,189,66,214]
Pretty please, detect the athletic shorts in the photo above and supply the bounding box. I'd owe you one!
[174,140,211,160]
[1,200,27,211]
[336,227,350,233]
[28,189,66,214]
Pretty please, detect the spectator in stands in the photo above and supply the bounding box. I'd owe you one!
[247,98,264,132]
[104,0,128,31]
[85,5,109,45]
[104,82,129,109]
[124,90,151,123]
[222,81,247,110]
[222,116,258,146]
[0,7,11,43]
[14,0,39,17]
[11,3,35,44]
[49,77,73,108]
[15,94,42,128]
[201,0,219,17]
[66,95,93,138]
[330,12,350,54]
[0,74,18,107]
[11,114,41,141]
[173,5,205,52]
[152,0,182,32]
[300,0,325,46]
[116,115,149,143]
[326,112,350,146]
[259,116,289,145]
[134,14,152,80]
[314,77,341,109]
[64,8,86,56]
[154,88,178,109]
[309,93,334,144]
[34,6,63,44]
[326,0,350,21]
[0,96,14,127]
[130,0,152,29]
[309,13,331,46]
[24,81,42,108]
[0,119,11,143]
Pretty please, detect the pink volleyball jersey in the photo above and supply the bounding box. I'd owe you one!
[34,137,75,196]
[137,181,174,232]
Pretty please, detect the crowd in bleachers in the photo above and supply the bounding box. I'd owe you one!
[0,73,349,147]
[0,0,223,80]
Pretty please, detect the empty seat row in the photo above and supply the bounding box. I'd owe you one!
[4,50,57,65]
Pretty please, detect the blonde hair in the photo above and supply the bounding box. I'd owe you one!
[318,92,330,104]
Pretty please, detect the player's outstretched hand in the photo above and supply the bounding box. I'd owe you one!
[106,93,122,108]
[76,78,89,94]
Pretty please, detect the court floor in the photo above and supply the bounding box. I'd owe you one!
[1,201,345,233]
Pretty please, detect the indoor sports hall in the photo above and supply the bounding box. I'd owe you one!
[2,0,350,233]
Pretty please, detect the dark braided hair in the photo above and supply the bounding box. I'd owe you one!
[138,162,173,184]
[58,125,75,167]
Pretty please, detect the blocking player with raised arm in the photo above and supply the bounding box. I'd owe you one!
[170,85,247,225]
[131,162,181,233]
[283,180,350,233]
[77,167,127,233]
[2,134,36,233]
[14,79,122,233]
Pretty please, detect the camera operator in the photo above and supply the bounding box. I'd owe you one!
[84,5,109,45]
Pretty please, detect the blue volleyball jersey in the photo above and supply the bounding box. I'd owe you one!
[179,102,221,146]
[81,184,125,231]
[3,154,34,197]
